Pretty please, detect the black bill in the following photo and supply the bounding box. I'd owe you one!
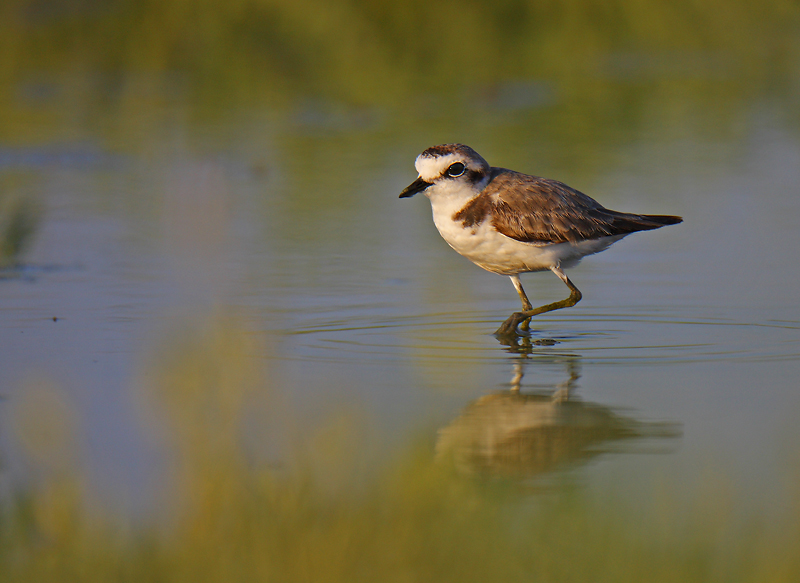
[399,176,432,198]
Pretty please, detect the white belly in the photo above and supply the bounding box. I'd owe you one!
[431,207,625,276]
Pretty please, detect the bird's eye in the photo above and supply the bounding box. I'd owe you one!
[446,162,466,177]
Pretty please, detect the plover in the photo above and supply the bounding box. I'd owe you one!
[399,144,682,337]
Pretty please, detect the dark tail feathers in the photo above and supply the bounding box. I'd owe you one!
[641,214,683,226]
[604,212,683,235]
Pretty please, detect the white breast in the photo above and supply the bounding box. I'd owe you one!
[429,196,625,275]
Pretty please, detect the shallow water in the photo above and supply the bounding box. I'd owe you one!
[2,104,799,515]
[1,5,799,532]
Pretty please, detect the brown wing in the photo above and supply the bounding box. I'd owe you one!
[485,169,682,244]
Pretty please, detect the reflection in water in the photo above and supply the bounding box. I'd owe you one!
[0,191,39,273]
[437,351,680,478]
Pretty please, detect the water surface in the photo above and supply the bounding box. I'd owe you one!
[1,0,799,544]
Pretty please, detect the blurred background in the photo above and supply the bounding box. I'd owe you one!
[1,0,800,580]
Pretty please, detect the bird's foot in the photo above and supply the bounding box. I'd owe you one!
[494,312,529,339]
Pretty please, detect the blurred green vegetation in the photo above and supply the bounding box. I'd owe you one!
[2,319,800,582]
[0,0,797,135]
[1,0,797,236]
[2,0,797,96]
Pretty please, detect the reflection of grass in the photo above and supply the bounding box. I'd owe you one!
[4,320,800,581]
[0,192,38,268]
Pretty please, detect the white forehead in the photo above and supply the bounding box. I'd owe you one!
[414,153,462,181]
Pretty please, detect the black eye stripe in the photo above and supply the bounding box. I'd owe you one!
[446,162,466,177]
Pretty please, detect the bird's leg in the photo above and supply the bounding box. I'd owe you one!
[509,275,533,331]
[494,266,582,338]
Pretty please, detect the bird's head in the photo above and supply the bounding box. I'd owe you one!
[399,144,491,200]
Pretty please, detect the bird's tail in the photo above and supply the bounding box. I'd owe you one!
[640,214,683,226]
[604,212,683,234]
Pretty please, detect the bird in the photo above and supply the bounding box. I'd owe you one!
[399,144,683,337]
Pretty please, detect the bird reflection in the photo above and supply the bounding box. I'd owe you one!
[436,351,680,479]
